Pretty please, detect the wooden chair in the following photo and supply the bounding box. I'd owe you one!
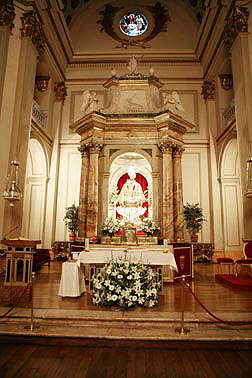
[235,242,252,276]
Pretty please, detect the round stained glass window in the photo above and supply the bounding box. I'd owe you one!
[119,11,148,37]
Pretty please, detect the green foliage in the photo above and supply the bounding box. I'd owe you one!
[63,203,79,232]
[184,202,206,234]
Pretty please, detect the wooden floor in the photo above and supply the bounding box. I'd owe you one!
[1,262,252,378]
[0,343,252,378]
[28,261,252,313]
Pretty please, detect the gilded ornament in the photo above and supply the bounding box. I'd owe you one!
[0,0,15,30]
[54,82,67,102]
[201,80,215,101]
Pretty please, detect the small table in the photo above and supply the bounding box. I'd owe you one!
[58,261,86,297]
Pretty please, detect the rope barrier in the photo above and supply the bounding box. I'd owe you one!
[0,282,31,319]
[184,280,252,327]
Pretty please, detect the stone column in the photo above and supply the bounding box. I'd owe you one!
[173,145,185,241]
[158,141,174,240]
[223,6,252,238]
[2,9,45,236]
[86,142,103,239]
[78,145,89,238]
[0,0,15,110]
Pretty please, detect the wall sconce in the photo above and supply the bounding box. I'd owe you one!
[3,161,22,206]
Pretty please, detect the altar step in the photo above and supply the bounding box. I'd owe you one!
[0,308,252,349]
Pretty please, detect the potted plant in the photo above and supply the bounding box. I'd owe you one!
[63,203,80,241]
[184,203,205,242]
[140,218,160,237]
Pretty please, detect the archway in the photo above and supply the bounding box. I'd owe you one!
[108,152,152,223]
[220,138,243,252]
[22,138,48,244]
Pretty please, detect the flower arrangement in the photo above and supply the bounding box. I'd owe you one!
[102,217,122,238]
[140,218,160,236]
[92,255,160,310]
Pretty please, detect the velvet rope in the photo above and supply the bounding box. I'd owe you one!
[184,280,252,326]
[0,282,31,319]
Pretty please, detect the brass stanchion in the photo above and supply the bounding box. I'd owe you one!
[25,271,39,331]
[175,275,190,335]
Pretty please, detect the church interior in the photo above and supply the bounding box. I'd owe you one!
[1,0,252,377]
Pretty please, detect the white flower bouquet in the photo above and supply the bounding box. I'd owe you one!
[140,218,160,236]
[92,256,160,310]
[102,217,122,238]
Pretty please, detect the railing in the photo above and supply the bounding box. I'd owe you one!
[222,99,235,128]
[32,100,47,128]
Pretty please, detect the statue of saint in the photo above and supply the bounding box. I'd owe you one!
[117,166,146,224]
[81,90,99,115]
[162,91,184,114]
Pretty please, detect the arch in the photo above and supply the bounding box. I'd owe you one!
[107,151,153,221]
[22,138,49,245]
[219,138,243,251]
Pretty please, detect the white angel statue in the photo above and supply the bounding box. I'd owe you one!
[162,91,184,114]
[81,90,99,115]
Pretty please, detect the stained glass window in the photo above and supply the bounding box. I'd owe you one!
[119,11,148,37]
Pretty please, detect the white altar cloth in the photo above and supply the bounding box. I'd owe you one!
[77,248,177,271]
[58,261,86,297]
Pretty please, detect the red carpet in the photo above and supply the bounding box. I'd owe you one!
[215,274,252,291]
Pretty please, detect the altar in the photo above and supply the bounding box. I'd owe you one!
[75,246,177,291]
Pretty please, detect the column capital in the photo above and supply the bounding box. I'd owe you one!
[88,141,103,154]
[173,144,185,159]
[78,145,89,158]
[54,82,67,102]
[20,10,45,54]
[158,139,174,154]
[0,0,15,30]
[35,76,50,92]
[219,74,233,91]
[223,6,249,51]
[201,80,215,101]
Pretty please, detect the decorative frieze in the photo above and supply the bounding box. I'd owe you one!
[35,76,50,92]
[54,82,67,102]
[0,0,15,30]
[20,10,45,54]
[219,74,233,91]
[223,6,249,51]
[201,80,215,101]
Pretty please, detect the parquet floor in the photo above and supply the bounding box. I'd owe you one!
[30,261,252,313]
[0,342,252,378]
[1,262,252,378]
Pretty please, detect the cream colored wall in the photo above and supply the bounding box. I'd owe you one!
[220,139,243,255]
[55,145,81,241]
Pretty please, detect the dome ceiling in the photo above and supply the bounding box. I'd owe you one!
[63,0,206,26]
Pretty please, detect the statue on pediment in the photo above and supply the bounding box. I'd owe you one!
[81,90,99,115]
[162,91,184,114]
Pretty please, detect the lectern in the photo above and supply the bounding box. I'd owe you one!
[1,239,41,286]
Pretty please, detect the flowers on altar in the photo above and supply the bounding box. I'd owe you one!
[92,256,160,310]
[140,218,160,236]
[102,217,122,238]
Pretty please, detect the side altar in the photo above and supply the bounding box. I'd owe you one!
[70,58,194,244]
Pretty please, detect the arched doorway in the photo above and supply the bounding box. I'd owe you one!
[22,138,48,244]
[108,152,152,224]
[220,138,243,252]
